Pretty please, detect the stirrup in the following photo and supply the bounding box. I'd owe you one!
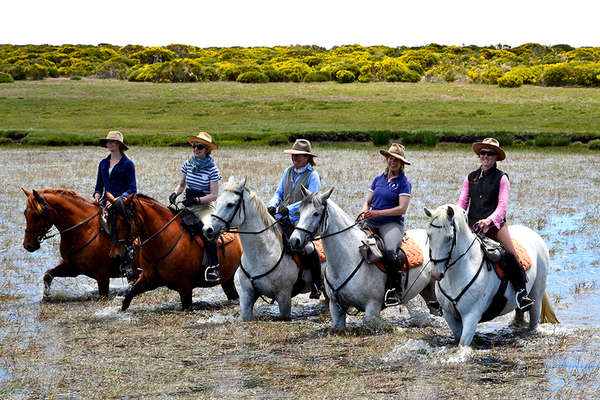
[204,265,220,282]
[384,288,400,307]
[516,289,534,311]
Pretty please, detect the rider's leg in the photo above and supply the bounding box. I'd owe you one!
[193,203,220,282]
[492,223,534,311]
[378,221,405,305]
[303,242,323,299]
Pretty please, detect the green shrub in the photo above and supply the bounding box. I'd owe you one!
[552,137,571,146]
[0,72,13,83]
[93,61,130,79]
[371,131,390,146]
[385,67,420,82]
[0,137,12,145]
[303,70,331,82]
[335,69,355,83]
[58,59,94,76]
[70,75,82,80]
[588,139,600,150]
[24,63,49,80]
[128,59,206,83]
[497,72,523,87]
[263,68,285,82]
[541,63,576,86]
[131,47,176,64]
[236,71,269,83]
[534,136,553,147]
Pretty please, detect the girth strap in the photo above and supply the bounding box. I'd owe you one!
[325,257,365,310]
[436,256,488,319]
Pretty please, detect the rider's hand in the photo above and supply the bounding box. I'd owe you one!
[267,206,277,216]
[277,206,289,217]
[169,192,178,205]
[93,193,101,204]
[476,218,492,230]
[194,196,203,205]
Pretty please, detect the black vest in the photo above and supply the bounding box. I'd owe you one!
[467,165,507,228]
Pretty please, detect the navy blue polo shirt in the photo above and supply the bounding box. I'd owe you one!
[94,154,137,199]
[369,172,411,224]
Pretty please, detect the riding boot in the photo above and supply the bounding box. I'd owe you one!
[307,251,323,299]
[384,257,403,306]
[203,238,221,282]
[505,253,534,311]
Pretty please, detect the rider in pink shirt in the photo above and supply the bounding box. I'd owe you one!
[457,138,534,311]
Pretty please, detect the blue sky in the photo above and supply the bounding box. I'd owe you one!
[3,0,599,48]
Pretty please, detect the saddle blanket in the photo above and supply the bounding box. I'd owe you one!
[400,235,424,270]
[493,238,531,279]
[292,239,327,267]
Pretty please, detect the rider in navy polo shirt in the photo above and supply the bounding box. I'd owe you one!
[93,131,136,202]
[360,143,412,305]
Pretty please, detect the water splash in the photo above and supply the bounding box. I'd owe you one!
[383,338,474,365]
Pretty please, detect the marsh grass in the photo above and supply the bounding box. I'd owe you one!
[1,146,600,398]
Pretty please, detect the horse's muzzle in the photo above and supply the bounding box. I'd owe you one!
[203,225,217,241]
[288,235,303,252]
[24,240,40,252]
[430,268,444,281]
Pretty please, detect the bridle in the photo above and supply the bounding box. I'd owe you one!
[292,199,362,241]
[25,192,100,245]
[428,217,478,273]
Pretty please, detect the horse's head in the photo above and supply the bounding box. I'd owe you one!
[204,176,247,240]
[289,186,334,251]
[22,188,52,252]
[105,192,139,260]
[424,204,468,281]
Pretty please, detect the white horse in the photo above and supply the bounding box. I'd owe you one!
[424,204,559,346]
[289,187,438,330]
[203,177,320,321]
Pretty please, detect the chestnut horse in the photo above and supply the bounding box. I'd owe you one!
[22,188,139,297]
[108,193,243,311]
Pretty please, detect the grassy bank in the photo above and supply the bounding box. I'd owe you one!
[1,80,600,147]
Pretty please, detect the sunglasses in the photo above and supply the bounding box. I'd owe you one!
[479,150,497,156]
[191,143,205,150]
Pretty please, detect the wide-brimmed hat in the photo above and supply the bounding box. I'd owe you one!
[99,130,128,151]
[187,131,218,151]
[472,137,506,161]
[283,139,317,157]
[379,143,410,165]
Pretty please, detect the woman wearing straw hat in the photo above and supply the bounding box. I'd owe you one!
[457,137,534,311]
[359,143,412,306]
[94,130,137,203]
[169,132,222,282]
[267,139,323,298]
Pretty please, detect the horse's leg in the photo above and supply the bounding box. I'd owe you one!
[121,274,155,311]
[329,297,347,330]
[220,276,239,301]
[178,283,193,311]
[239,281,257,322]
[511,308,526,328]
[458,315,479,346]
[419,281,442,316]
[275,290,292,321]
[43,261,78,297]
[443,312,463,344]
[95,266,110,297]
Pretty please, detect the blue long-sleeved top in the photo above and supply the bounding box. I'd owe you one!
[268,164,321,224]
[94,154,137,199]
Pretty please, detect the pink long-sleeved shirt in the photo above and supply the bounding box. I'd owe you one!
[457,174,510,232]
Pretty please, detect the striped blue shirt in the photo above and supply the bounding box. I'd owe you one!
[181,159,222,193]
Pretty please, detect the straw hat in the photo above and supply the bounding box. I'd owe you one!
[283,139,317,157]
[379,143,410,165]
[187,131,218,151]
[99,130,128,151]
[472,137,506,161]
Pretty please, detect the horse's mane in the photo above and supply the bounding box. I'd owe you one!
[302,191,355,228]
[223,180,282,238]
[28,189,94,213]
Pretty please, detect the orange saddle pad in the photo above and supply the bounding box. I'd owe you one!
[292,239,327,267]
[400,235,424,270]
[493,238,531,279]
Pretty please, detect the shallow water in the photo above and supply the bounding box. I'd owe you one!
[1,146,599,397]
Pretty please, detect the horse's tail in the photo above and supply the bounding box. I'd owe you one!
[540,291,559,324]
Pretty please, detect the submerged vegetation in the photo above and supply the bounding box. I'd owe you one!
[1,43,600,87]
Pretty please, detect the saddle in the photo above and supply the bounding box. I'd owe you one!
[359,228,423,272]
[478,234,531,279]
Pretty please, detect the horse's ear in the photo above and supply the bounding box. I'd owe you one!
[424,207,432,218]
[22,187,32,197]
[320,187,334,203]
[240,176,247,189]
[300,185,311,197]
[106,192,116,204]
[446,205,455,219]
[123,193,135,206]
[32,190,43,204]
[228,176,235,184]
